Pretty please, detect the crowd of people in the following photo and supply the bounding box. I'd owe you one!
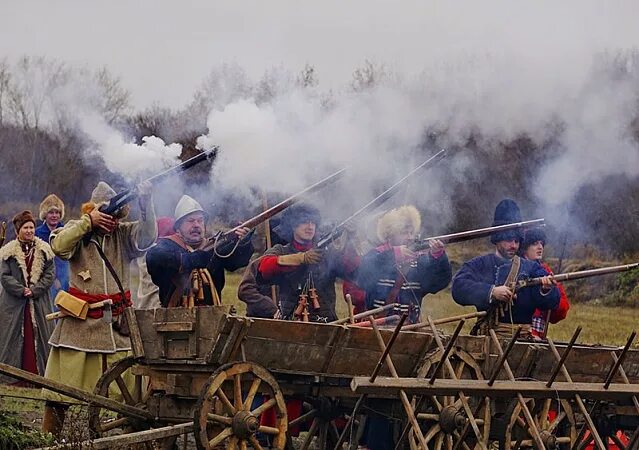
[0,181,569,448]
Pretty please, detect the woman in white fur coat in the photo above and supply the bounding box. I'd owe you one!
[0,210,55,382]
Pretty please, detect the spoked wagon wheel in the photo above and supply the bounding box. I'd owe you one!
[500,398,576,450]
[194,362,288,450]
[294,397,344,450]
[410,348,491,450]
[88,356,151,437]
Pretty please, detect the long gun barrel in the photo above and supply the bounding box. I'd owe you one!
[99,147,219,217]
[316,149,446,249]
[516,262,639,289]
[203,168,346,254]
[411,218,545,250]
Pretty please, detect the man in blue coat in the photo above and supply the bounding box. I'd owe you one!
[34,194,69,309]
[451,199,559,337]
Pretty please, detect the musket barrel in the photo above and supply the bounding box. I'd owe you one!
[202,168,346,253]
[518,262,639,288]
[413,218,545,249]
[145,147,218,184]
[227,167,346,234]
[316,149,446,249]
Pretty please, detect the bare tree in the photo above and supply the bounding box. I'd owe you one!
[0,58,10,126]
[350,59,393,92]
[6,56,69,130]
[92,66,131,124]
[296,63,319,89]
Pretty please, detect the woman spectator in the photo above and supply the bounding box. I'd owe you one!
[0,211,55,382]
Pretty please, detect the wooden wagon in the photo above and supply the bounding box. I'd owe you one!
[84,306,639,450]
[2,305,638,450]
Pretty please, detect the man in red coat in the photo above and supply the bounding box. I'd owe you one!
[520,228,570,339]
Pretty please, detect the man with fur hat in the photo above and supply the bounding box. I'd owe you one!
[146,195,253,307]
[451,199,560,337]
[520,228,570,339]
[35,194,69,307]
[243,202,357,322]
[357,205,452,325]
[42,180,157,437]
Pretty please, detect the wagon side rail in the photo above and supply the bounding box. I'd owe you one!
[0,362,155,424]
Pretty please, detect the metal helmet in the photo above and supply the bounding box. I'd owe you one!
[174,195,207,227]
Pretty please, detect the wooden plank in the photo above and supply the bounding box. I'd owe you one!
[127,308,145,358]
[35,422,193,449]
[0,363,154,422]
[153,321,195,332]
[321,326,346,373]
[350,377,639,400]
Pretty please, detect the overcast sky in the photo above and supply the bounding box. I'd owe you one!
[3,1,639,109]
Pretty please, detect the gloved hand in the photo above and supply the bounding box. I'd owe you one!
[183,250,212,270]
[277,249,324,266]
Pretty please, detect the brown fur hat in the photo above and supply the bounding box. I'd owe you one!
[39,194,65,221]
[13,210,36,233]
[376,205,421,242]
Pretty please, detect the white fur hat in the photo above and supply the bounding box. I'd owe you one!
[376,205,421,242]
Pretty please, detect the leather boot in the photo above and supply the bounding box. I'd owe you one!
[42,404,66,438]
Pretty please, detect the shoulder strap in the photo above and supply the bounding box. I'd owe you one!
[90,239,126,298]
[504,255,521,288]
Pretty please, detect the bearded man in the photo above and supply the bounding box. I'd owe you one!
[146,195,253,307]
[42,180,157,437]
[451,199,559,337]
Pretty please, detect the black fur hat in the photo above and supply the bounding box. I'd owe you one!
[274,203,321,241]
[490,199,523,244]
[521,227,547,250]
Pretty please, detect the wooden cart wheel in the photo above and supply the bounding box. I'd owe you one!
[293,397,344,450]
[88,356,151,437]
[500,398,576,450]
[410,348,491,450]
[193,362,288,450]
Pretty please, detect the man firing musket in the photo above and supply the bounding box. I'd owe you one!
[149,168,346,309]
[239,150,448,322]
[451,199,560,338]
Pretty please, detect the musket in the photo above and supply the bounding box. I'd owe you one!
[100,147,219,217]
[411,218,545,250]
[316,149,447,249]
[516,262,639,289]
[0,221,6,248]
[202,168,346,254]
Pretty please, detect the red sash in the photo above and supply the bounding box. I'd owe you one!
[68,287,132,319]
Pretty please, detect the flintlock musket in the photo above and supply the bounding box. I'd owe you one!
[411,218,545,250]
[516,262,639,289]
[203,168,346,255]
[316,149,447,249]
